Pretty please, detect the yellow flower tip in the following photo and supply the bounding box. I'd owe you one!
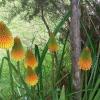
[0,35,14,49]
[78,58,92,70]
[48,43,59,52]
[11,36,25,61]
[11,49,25,61]
[48,34,59,52]
[24,49,38,69]
[0,21,14,49]
[25,73,38,86]
[78,47,92,71]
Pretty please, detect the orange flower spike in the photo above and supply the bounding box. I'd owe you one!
[48,34,59,52]
[11,37,25,61]
[25,73,38,86]
[0,21,14,49]
[78,47,92,70]
[25,68,38,86]
[24,49,38,69]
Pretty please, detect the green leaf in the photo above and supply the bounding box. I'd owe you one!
[0,57,7,79]
[88,77,100,100]
[59,86,66,100]
[94,89,100,100]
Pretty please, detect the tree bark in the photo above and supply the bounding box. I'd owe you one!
[70,0,81,100]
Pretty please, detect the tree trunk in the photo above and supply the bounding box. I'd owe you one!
[70,0,81,100]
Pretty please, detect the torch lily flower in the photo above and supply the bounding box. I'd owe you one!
[0,21,14,49]
[25,67,38,86]
[78,47,92,70]
[48,34,59,52]
[24,49,38,69]
[11,36,25,61]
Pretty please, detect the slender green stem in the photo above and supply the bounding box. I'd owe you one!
[56,33,68,81]
[16,61,31,99]
[51,52,58,100]
[31,86,35,100]
[17,61,20,73]
[80,71,83,100]
[16,61,22,97]
[83,71,88,100]
[39,64,44,100]
[92,42,100,85]
[6,50,15,99]
[81,21,94,53]
[51,53,55,100]
[85,71,88,100]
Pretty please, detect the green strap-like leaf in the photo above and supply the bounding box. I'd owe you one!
[88,77,100,100]
[59,86,66,100]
